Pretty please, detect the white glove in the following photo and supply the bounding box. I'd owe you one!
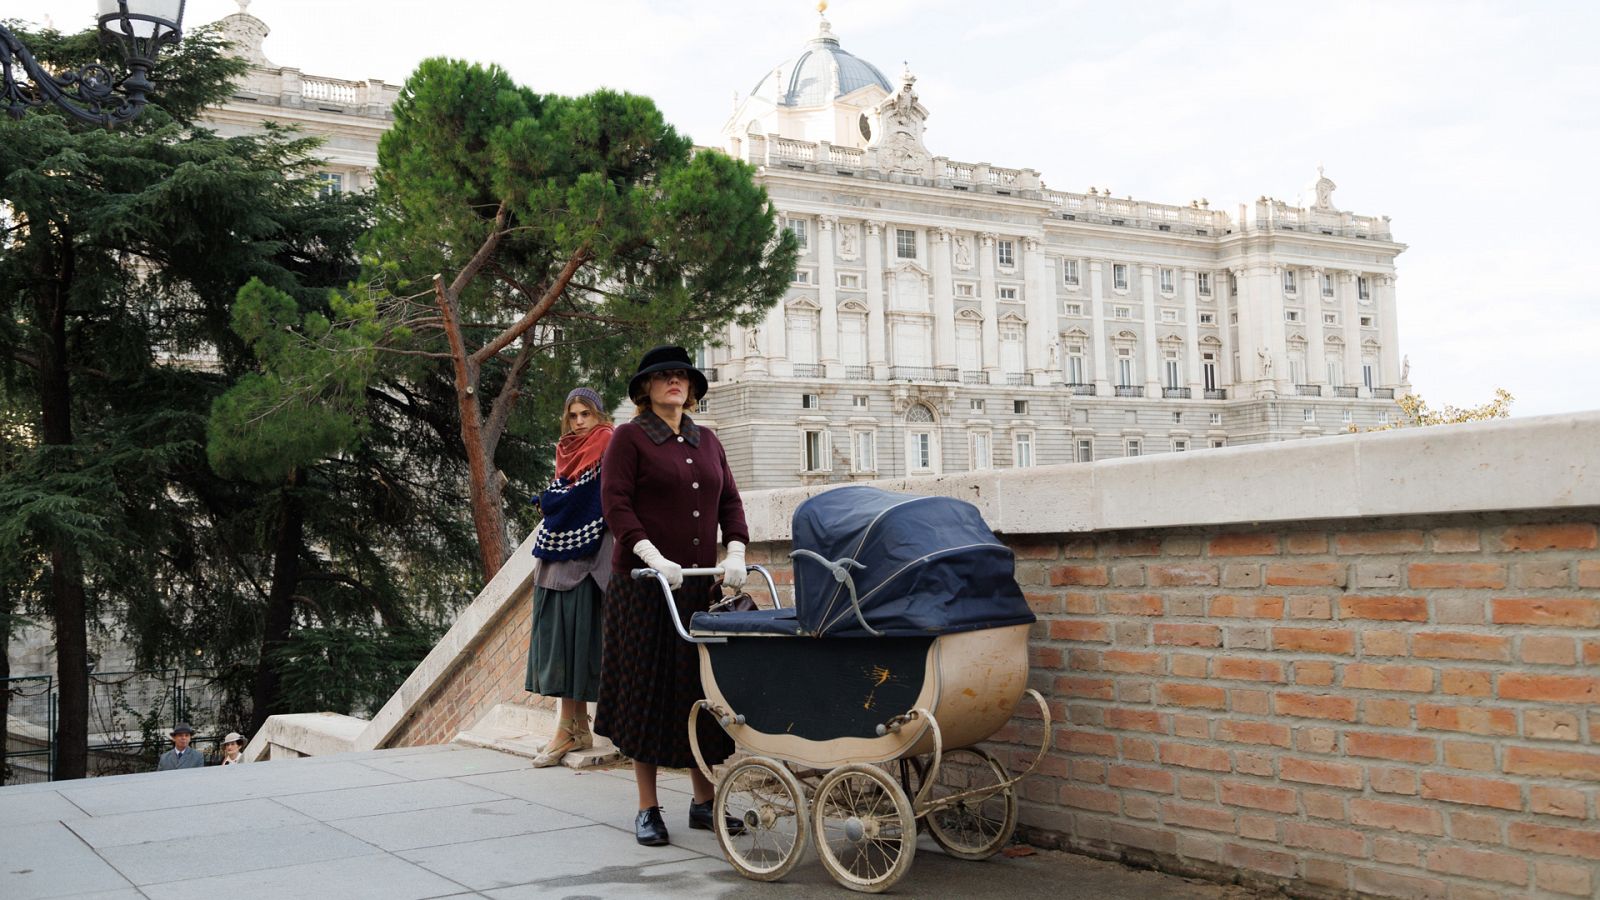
[633,540,683,589]
[719,541,747,591]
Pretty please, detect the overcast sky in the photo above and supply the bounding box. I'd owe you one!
[19,0,1599,417]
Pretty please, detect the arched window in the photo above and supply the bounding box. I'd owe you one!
[905,403,939,474]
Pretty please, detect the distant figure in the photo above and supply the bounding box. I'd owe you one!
[157,723,204,770]
[219,732,247,766]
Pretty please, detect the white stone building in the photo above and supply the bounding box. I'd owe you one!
[199,6,1409,493]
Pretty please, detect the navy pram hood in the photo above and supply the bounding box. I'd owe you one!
[790,486,1035,638]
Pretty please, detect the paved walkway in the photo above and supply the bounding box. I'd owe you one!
[1,744,1260,899]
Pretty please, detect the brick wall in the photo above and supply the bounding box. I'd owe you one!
[748,508,1600,900]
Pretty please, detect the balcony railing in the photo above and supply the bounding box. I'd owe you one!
[844,366,874,380]
[962,371,989,385]
[1066,382,1097,396]
[706,367,719,383]
[1162,387,1191,399]
[1373,388,1396,399]
[1114,385,1144,398]
[1333,386,1359,398]
[1005,373,1028,386]
[1203,388,1227,400]
[1296,384,1323,397]
[790,364,824,378]
[889,366,959,383]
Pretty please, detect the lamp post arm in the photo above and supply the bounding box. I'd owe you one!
[1,21,159,127]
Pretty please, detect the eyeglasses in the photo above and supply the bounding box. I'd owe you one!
[650,369,690,383]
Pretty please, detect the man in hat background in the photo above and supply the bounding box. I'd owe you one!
[156,723,205,770]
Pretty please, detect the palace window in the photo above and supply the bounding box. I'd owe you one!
[1197,272,1212,296]
[998,286,1019,301]
[852,395,869,409]
[1013,399,1029,415]
[1360,315,1375,327]
[1113,264,1129,291]
[1211,438,1227,448]
[1283,269,1298,294]
[1164,351,1181,390]
[1358,276,1371,301]
[1125,438,1142,457]
[1173,438,1189,452]
[1303,408,1316,423]
[1199,312,1215,324]
[970,431,992,470]
[1063,301,1084,316]
[1323,312,1338,325]
[1066,348,1086,385]
[1076,439,1093,463]
[997,239,1015,267]
[956,282,976,298]
[802,428,831,472]
[786,218,809,250]
[1209,412,1222,425]
[1062,259,1080,286]
[1285,309,1301,322]
[1114,306,1133,319]
[1321,272,1335,297]
[970,398,985,412]
[837,273,861,289]
[1172,412,1183,424]
[1013,432,1035,467]
[792,269,813,285]
[1161,308,1179,323]
[1117,349,1135,387]
[801,393,819,409]
[316,172,344,198]
[1342,409,1354,424]
[1202,353,1218,392]
[852,429,877,473]
[896,228,917,259]
[1159,268,1176,294]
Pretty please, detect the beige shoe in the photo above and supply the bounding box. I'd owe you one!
[571,715,595,751]
[531,720,580,768]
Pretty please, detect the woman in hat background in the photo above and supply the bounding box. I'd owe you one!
[525,387,615,767]
[598,346,748,846]
[219,732,247,765]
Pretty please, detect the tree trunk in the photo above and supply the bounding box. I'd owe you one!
[250,468,306,734]
[435,277,509,579]
[37,259,90,780]
[1,594,11,786]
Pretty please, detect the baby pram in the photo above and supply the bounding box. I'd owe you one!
[632,486,1050,893]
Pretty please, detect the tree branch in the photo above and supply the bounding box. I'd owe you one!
[482,334,536,459]
[470,246,591,366]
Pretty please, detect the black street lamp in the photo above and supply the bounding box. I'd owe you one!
[1,1,186,126]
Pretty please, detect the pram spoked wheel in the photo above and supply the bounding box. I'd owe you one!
[812,763,917,893]
[714,756,810,881]
[922,748,1018,860]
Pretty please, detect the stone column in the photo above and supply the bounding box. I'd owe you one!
[1339,271,1364,397]
[865,221,887,374]
[1217,270,1236,389]
[1230,267,1256,385]
[1089,259,1111,395]
[1249,263,1288,397]
[1377,274,1401,388]
[931,228,957,369]
[978,233,1000,377]
[1182,269,1202,393]
[1305,267,1327,389]
[817,214,839,376]
[1139,265,1161,397]
[1024,238,1052,383]
[762,290,788,376]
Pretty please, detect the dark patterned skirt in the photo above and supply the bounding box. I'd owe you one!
[595,573,735,769]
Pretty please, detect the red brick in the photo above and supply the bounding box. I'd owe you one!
[1207,595,1284,619]
[1215,720,1290,747]
[1373,836,1423,867]
[1171,714,1209,739]
[1234,752,1274,777]
[1107,764,1175,794]
[1361,630,1407,657]
[1338,595,1428,622]
[1370,767,1418,795]
[1103,708,1167,734]
[1450,810,1503,846]
[1521,635,1577,665]
[1159,801,1235,833]
[1362,698,1412,728]
[1536,861,1594,898]
[1420,772,1522,810]
[1159,742,1231,772]
[1208,533,1279,556]
[1294,660,1335,685]
[1048,619,1111,642]
[1266,562,1347,587]
[1178,774,1216,802]
[1010,539,1061,559]
[1063,592,1097,614]
[1504,746,1600,781]
[1050,564,1109,586]
[1443,740,1497,772]
[1496,523,1598,552]
[1416,703,1517,736]
[1230,689,1269,715]
[1580,558,1600,588]
[1148,564,1218,587]
[1061,731,1116,756]
[1274,692,1357,721]
[1425,846,1528,885]
[1056,676,1114,699]
[1060,784,1119,812]
[1223,844,1297,878]
[1157,683,1227,709]
[1492,597,1600,628]
[1280,757,1363,789]
[1170,654,1207,678]
[1237,814,1278,841]
[1441,668,1491,697]
[1342,663,1434,693]
[1525,709,1582,742]
[1345,731,1435,763]
[1336,530,1425,554]
[1409,632,1511,662]
[1214,658,1285,683]
[1153,623,1221,647]
[1408,562,1506,589]
[1350,798,1444,835]
[1218,780,1297,813]
[1430,527,1480,552]
[1286,532,1327,554]
[1352,868,1447,899]
[1288,595,1332,619]
[1529,786,1587,819]
[1498,673,1599,703]
[1272,627,1355,655]
[1105,593,1163,616]
[1099,650,1163,675]
[1284,822,1366,858]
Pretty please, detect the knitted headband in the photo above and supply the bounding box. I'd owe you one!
[565,387,604,412]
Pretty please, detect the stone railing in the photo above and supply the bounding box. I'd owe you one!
[230,66,400,118]
[1045,190,1233,235]
[743,135,1043,194]
[1246,198,1394,241]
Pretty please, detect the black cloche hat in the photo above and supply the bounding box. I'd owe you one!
[627,345,708,404]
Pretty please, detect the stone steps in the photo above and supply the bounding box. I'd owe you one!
[453,702,621,769]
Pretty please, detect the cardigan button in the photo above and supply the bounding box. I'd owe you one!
[676,436,684,442]
[686,458,693,464]
[691,481,700,489]
[692,538,701,546]
[692,510,701,518]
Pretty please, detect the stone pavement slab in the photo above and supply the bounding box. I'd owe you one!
[0,742,1262,900]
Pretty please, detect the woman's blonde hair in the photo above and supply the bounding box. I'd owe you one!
[560,394,613,436]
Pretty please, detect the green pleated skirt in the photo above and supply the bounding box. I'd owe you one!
[524,575,603,701]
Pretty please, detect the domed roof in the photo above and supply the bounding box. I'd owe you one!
[750,17,892,108]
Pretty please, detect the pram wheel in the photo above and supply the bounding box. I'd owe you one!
[923,748,1018,860]
[812,763,917,893]
[715,756,810,881]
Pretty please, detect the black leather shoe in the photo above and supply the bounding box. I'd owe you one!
[689,798,745,834]
[635,806,669,846]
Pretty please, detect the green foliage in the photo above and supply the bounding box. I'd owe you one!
[270,622,441,719]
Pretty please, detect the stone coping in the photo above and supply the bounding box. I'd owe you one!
[741,410,1600,541]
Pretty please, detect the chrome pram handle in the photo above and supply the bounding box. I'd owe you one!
[788,550,878,637]
[629,564,781,645]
